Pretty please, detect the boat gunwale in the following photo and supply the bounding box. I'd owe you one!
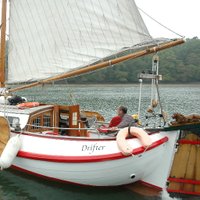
[12,130,160,141]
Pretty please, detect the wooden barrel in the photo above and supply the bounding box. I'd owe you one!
[195,144,200,192]
[183,144,196,191]
[168,143,191,190]
[168,134,196,191]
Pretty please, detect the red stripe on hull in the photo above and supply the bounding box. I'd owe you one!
[17,137,168,163]
[139,180,162,191]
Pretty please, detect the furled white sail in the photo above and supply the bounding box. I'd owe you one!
[8,0,151,84]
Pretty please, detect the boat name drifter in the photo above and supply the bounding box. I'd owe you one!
[82,143,106,154]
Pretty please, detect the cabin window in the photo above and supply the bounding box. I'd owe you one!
[32,117,41,130]
[44,112,52,127]
[28,110,53,132]
[7,116,20,129]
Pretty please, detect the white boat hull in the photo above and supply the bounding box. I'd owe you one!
[11,131,179,187]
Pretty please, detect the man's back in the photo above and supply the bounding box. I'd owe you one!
[117,114,134,128]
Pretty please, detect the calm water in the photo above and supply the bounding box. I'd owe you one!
[0,84,199,200]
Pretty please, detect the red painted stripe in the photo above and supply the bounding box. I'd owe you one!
[178,139,200,145]
[17,137,168,163]
[139,180,162,191]
[168,177,200,185]
[167,189,200,196]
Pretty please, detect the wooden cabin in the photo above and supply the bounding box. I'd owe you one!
[0,104,104,137]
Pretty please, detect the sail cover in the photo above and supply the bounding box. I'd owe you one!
[8,0,151,84]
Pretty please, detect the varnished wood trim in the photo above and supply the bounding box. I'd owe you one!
[9,39,185,92]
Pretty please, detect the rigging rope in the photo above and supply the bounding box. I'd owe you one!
[138,79,143,119]
[155,82,166,124]
[137,7,184,38]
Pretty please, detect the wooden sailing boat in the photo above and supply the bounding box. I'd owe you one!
[0,0,199,196]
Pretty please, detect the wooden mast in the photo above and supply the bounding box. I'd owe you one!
[9,38,185,93]
[0,0,7,87]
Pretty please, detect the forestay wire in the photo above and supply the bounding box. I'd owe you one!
[137,7,185,38]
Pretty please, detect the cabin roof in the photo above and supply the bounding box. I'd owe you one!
[0,104,54,115]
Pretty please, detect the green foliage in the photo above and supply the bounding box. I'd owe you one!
[68,38,200,83]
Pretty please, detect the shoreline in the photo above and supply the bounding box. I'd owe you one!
[50,83,200,87]
[10,83,200,90]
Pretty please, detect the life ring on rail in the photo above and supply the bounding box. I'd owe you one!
[17,102,40,109]
[116,127,153,156]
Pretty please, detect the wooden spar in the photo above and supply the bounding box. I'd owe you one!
[9,38,185,93]
[0,0,7,87]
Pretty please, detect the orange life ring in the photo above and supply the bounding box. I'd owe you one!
[17,102,40,109]
[116,127,153,156]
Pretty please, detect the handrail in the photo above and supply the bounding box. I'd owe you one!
[26,124,97,131]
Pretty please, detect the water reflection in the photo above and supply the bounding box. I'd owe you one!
[0,170,154,200]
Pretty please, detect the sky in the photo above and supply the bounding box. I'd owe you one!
[135,0,200,39]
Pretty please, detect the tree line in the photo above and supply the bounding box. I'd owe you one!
[67,38,200,84]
